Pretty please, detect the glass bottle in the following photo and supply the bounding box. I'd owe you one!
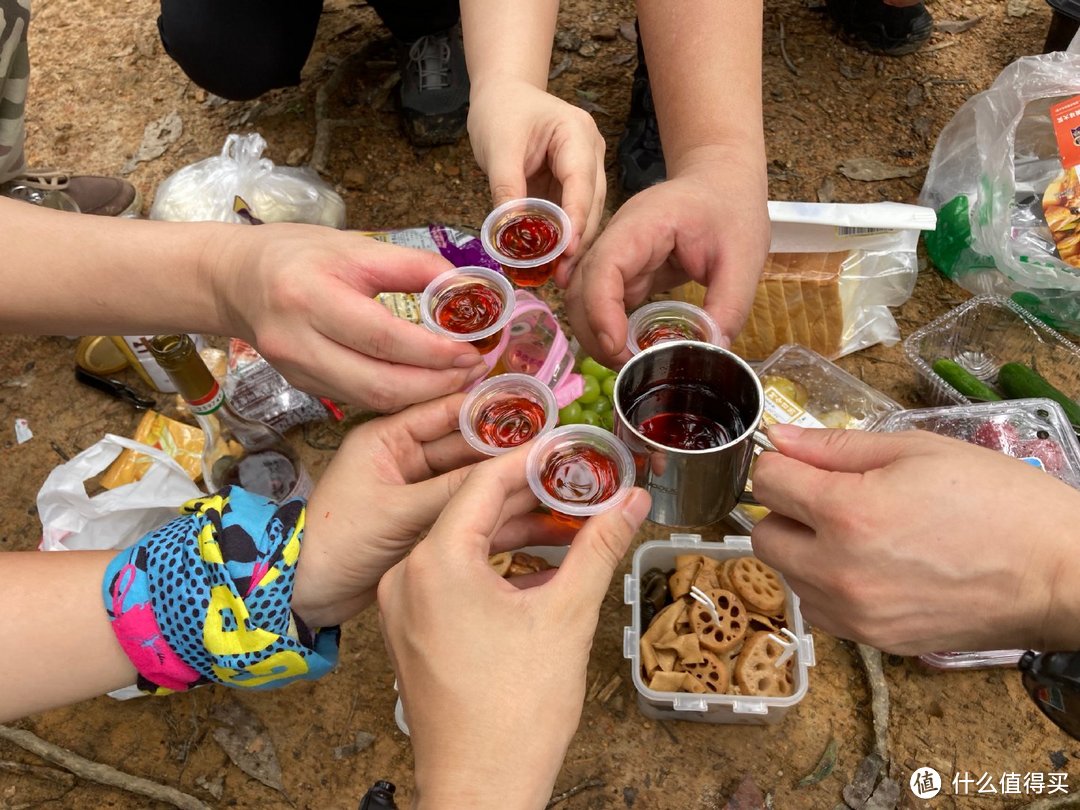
[146,334,310,502]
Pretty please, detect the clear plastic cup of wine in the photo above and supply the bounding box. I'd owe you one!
[459,373,558,456]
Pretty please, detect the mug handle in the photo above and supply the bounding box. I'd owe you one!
[736,429,775,507]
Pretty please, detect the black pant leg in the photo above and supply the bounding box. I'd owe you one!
[367,0,460,42]
[158,0,323,100]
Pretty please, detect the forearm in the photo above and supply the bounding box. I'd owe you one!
[0,198,236,336]
[637,0,766,172]
[461,0,559,91]
[1,551,136,721]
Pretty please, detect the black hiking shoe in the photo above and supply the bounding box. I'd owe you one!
[399,25,469,147]
[617,68,666,195]
[826,0,933,56]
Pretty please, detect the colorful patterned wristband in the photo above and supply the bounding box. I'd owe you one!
[103,486,339,695]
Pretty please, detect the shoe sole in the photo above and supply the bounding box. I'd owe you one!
[402,108,468,148]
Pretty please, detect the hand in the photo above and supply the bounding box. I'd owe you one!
[291,393,485,628]
[750,424,1080,655]
[207,224,489,411]
[377,449,651,809]
[469,79,606,270]
[565,145,768,366]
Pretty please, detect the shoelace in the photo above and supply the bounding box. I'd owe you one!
[9,168,71,190]
[407,35,452,92]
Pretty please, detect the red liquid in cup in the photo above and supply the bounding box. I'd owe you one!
[433,282,505,352]
[637,412,731,451]
[540,443,622,525]
[638,319,706,349]
[475,396,547,448]
[495,213,562,287]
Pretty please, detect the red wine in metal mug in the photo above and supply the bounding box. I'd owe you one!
[612,341,770,527]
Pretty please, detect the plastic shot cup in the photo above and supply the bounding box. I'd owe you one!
[480,197,572,288]
[459,373,558,456]
[626,301,723,355]
[420,266,516,354]
[526,424,636,526]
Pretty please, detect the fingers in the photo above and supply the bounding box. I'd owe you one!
[766,424,915,473]
[567,207,675,366]
[317,294,482,372]
[748,451,837,529]
[484,147,530,209]
[553,488,651,607]
[426,448,536,558]
[699,257,759,346]
[294,338,484,410]
[549,127,603,258]
[489,512,576,554]
[749,511,817,581]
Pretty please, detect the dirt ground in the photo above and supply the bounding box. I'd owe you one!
[1,0,1076,808]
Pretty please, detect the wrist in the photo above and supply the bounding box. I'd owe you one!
[1039,523,1080,650]
[198,221,261,342]
[667,140,767,186]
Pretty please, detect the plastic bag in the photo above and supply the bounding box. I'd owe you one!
[920,52,1080,333]
[150,133,346,227]
[672,201,936,360]
[37,435,203,552]
[225,338,331,431]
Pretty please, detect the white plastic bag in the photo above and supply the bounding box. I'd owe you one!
[150,133,346,228]
[37,435,203,552]
[920,52,1080,333]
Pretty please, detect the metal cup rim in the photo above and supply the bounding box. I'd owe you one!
[612,340,765,454]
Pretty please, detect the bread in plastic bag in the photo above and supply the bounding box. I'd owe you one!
[920,52,1080,333]
[671,201,936,360]
[150,132,345,227]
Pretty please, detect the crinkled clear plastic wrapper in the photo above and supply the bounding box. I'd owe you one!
[150,133,345,228]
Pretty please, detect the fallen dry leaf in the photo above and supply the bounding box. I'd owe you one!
[838,157,923,182]
[212,700,285,795]
[122,111,182,175]
[934,16,983,34]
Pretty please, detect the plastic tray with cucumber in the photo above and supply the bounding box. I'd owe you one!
[932,358,1080,430]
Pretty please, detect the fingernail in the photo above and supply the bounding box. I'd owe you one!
[621,488,651,531]
[599,332,616,358]
[454,351,484,368]
[766,423,802,442]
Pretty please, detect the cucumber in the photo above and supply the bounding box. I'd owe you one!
[998,362,1080,425]
[932,358,1002,401]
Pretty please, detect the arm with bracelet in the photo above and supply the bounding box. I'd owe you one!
[1,393,482,722]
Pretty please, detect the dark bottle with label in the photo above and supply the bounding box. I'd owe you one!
[146,334,310,502]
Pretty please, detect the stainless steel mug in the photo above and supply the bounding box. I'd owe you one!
[612,340,766,527]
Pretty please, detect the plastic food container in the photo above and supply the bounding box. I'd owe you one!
[876,398,1080,668]
[903,294,1080,409]
[623,534,815,724]
[728,344,903,532]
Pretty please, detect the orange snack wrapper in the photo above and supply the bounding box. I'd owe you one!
[101,410,204,489]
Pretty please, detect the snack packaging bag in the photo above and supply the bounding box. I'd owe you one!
[671,201,936,360]
[920,52,1080,333]
[225,338,331,432]
[101,410,204,488]
[150,133,346,227]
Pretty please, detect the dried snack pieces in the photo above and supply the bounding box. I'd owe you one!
[639,554,794,698]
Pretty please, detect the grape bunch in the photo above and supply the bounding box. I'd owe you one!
[558,356,617,431]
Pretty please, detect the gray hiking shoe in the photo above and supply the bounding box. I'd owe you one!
[1,169,140,216]
[399,25,469,147]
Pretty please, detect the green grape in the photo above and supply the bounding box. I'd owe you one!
[593,396,612,415]
[601,376,617,399]
[558,401,583,425]
[598,412,614,431]
[580,357,614,380]
[578,375,601,405]
[579,409,602,427]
